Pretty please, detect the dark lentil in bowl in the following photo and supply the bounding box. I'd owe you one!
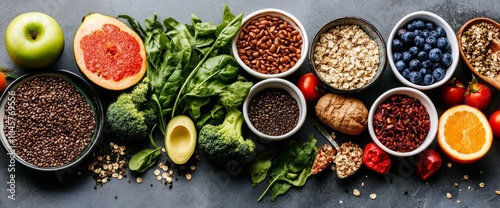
[0,70,103,171]
[243,78,307,141]
[248,88,299,136]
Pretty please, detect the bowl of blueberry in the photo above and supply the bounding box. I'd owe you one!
[387,11,459,90]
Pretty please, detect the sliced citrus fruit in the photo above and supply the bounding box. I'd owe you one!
[73,13,146,91]
[437,104,493,164]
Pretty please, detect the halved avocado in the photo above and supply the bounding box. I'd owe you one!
[165,115,197,165]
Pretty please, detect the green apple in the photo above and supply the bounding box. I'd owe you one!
[4,12,65,69]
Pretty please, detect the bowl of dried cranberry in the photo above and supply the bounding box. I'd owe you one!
[387,11,459,90]
[0,70,104,171]
[367,87,438,157]
[243,78,307,141]
[232,8,308,79]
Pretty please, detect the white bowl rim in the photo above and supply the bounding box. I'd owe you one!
[367,87,438,157]
[386,11,459,90]
[243,78,307,141]
[231,8,309,79]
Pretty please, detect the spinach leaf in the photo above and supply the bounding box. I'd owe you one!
[250,151,277,186]
[270,181,292,201]
[256,135,318,202]
[171,13,242,116]
[219,80,253,108]
[185,55,239,97]
[128,125,162,173]
[128,147,161,172]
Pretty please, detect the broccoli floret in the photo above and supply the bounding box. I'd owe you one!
[106,78,157,141]
[198,107,255,164]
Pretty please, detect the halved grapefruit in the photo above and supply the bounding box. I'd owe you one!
[73,13,146,90]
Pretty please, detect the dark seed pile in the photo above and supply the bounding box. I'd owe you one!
[248,88,299,136]
[4,77,95,167]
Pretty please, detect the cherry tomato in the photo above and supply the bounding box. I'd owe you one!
[489,110,500,138]
[439,78,465,107]
[464,76,491,111]
[0,73,7,95]
[297,73,325,102]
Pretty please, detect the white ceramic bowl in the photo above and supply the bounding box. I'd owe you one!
[367,87,438,157]
[243,78,307,141]
[387,11,459,90]
[232,8,308,79]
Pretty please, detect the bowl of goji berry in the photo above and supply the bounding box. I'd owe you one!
[367,87,438,157]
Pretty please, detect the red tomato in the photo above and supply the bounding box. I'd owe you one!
[464,76,491,111]
[0,73,7,94]
[297,73,325,102]
[439,78,466,107]
[489,110,500,138]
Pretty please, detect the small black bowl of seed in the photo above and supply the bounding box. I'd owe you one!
[0,70,104,171]
[243,78,307,141]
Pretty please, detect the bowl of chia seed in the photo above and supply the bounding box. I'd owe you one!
[0,70,103,171]
[243,78,307,141]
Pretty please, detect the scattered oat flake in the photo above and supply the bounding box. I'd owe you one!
[446,193,452,199]
[353,189,361,197]
[457,200,461,204]
[361,182,365,187]
[186,173,192,181]
[156,175,162,181]
[454,183,459,187]
[136,177,143,183]
[463,175,469,180]
[495,190,500,195]
[447,163,452,168]
[161,148,166,152]
[369,193,376,200]
[479,183,485,188]
[154,169,161,176]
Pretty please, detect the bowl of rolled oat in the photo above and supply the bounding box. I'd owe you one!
[0,70,104,171]
[457,17,500,91]
[309,16,386,93]
[232,8,308,79]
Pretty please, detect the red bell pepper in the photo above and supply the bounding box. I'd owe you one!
[362,143,391,174]
[415,149,442,180]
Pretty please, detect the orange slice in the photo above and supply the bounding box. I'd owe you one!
[438,105,493,164]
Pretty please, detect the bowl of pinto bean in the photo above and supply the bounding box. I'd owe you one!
[367,87,438,157]
[232,8,308,79]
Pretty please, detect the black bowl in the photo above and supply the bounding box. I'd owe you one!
[309,16,387,93]
[0,70,103,171]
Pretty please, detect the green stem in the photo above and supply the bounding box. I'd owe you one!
[257,172,283,202]
[149,124,159,149]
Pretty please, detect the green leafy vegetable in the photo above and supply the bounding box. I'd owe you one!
[119,4,252,133]
[252,135,318,202]
[129,125,161,172]
[250,151,276,186]
[129,147,161,172]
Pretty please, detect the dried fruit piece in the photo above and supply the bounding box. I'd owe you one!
[311,144,336,174]
[73,13,146,90]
